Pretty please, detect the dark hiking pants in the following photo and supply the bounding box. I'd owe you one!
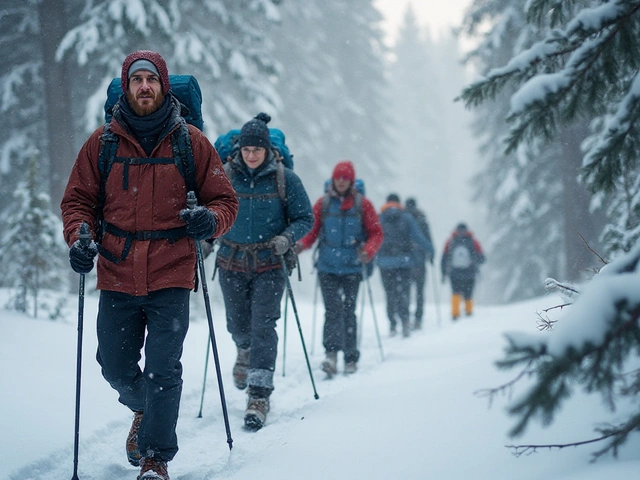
[380,267,412,329]
[318,272,362,364]
[410,264,427,321]
[450,268,476,299]
[218,267,285,395]
[96,288,190,462]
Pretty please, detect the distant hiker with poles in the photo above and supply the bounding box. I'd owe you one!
[216,113,313,431]
[61,50,239,480]
[441,223,485,320]
[404,197,435,330]
[296,161,383,377]
[377,194,434,338]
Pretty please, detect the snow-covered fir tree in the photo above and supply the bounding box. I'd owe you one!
[0,3,44,212]
[58,0,283,138]
[271,0,393,203]
[0,153,68,319]
[460,0,606,301]
[460,0,640,455]
[389,5,477,249]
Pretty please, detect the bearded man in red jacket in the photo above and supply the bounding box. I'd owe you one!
[60,51,238,480]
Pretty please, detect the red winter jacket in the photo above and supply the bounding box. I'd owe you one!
[61,117,238,296]
[299,190,383,262]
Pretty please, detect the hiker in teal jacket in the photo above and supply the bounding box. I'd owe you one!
[216,113,313,431]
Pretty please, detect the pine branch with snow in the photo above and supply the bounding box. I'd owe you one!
[492,243,640,457]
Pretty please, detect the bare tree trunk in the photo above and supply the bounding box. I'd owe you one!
[559,122,606,281]
[39,0,75,212]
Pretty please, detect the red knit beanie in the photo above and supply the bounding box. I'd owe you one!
[121,50,170,94]
[332,161,355,182]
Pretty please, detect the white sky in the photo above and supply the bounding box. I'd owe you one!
[374,0,472,44]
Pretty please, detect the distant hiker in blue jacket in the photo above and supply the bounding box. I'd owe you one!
[405,197,435,330]
[377,194,434,337]
[216,113,313,431]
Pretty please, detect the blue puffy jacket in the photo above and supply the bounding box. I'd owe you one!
[216,152,313,272]
[376,203,434,270]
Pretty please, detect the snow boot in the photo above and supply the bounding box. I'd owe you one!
[126,411,143,466]
[233,346,251,390]
[138,456,169,480]
[321,351,338,378]
[402,320,411,338]
[412,319,422,330]
[451,294,462,320]
[465,299,474,316]
[389,324,397,337]
[244,395,270,431]
[344,361,357,375]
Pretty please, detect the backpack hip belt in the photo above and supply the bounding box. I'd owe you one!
[97,221,188,264]
[219,238,274,271]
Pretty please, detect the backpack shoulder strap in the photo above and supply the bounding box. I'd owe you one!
[97,122,119,241]
[171,119,197,197]
[275,157,286,205]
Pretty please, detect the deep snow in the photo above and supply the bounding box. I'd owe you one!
[1,274,639,480]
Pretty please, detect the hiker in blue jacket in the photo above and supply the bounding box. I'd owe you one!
[377,194,434,337]
[216,113,313,431]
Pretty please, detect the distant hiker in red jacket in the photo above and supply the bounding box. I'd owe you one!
[297,161,383,377]
[441,223,485,320]
[61,50,238,480]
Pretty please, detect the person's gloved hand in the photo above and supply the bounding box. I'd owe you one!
[358,249,369,264]
[180,206,217,240]
[69,239,98,274]
[270,235,290,255]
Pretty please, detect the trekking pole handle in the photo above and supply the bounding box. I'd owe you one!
[187,191,197,210]
[78,222,92,249]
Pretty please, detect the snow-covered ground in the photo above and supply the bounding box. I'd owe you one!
[1,279,639,480]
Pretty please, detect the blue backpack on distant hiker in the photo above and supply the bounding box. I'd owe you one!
[97,74,204,263]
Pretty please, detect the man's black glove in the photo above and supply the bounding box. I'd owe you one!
[180,206,217,240]
[270,235,290,255]
[69,239,98,274]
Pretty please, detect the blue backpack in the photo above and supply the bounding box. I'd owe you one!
[104,75,204,130]
[214,127,294,169]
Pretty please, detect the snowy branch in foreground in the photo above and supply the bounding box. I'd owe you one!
[483,243,640,458]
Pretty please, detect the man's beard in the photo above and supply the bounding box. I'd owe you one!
[126,90,165,116]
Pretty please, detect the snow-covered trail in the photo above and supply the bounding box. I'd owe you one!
[4,286,639,480]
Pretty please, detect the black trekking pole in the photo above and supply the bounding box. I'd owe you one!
[281,289,288,377]
[363,265,384,362]
[310,274,319,356]
[187,192,233,450]
[197,337,211,418]
[71,222,92,480]
[279,254,319,399]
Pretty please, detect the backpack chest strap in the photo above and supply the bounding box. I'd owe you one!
[112,156,176,190]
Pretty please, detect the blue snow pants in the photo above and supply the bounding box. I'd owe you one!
[96,288,190,462]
